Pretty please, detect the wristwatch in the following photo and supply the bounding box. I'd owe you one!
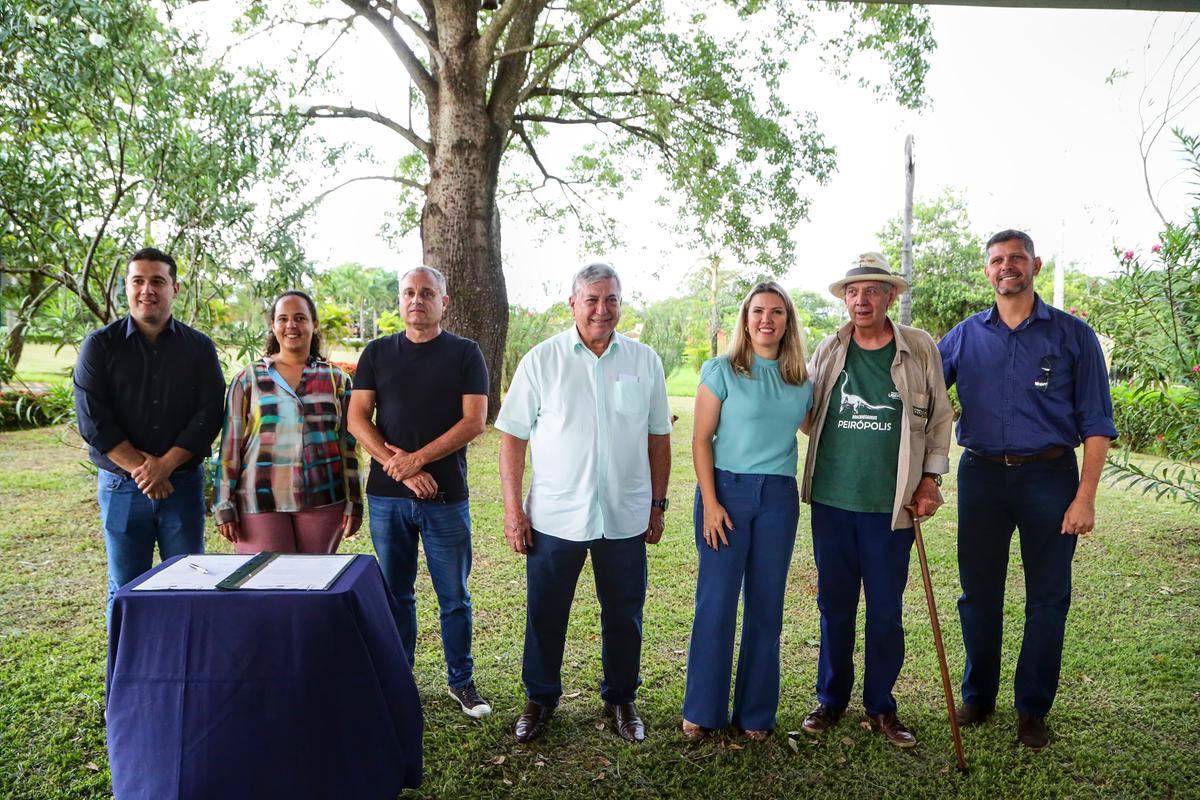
[922,472,943,486]
[651,498,670,512]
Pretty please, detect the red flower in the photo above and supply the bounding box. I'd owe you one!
[1193,365,1200,373]
[1069,307,1077,314]
[1081,311,1088,318]
[1156,434,1165,441]
[1151,244,1162,253]
[1122,250,1134,261]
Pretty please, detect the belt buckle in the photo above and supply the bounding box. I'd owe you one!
[1004,453,1015,467]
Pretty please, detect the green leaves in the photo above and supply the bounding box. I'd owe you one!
[878,189,989,339]
[0,0,314,365]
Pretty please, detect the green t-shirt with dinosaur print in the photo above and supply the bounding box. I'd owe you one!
[811,338,901,514]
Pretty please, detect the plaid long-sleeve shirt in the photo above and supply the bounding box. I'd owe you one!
[214,358,362,523]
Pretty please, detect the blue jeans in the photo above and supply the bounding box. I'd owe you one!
[683,472,799,731]
[523,530,647,708]
[811,501,914,716]
[368,495,474,688]
[99,467,206,619]
[957,450,1079,716]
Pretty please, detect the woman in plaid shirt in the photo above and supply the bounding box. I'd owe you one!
[214,291,363,553]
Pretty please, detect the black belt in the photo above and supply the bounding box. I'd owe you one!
[970,447,1068,466]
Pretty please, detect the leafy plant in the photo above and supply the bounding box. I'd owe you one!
[1092,129,1200,507]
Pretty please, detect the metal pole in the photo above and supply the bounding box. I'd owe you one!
[907,505,967,771]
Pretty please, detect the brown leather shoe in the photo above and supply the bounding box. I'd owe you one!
[867,712,917,748]
[604,701,645,742]
[741,728,771,742]
[514,700,554,743]
[681,719,707,741]
[1017,713,1049,750]
[955,702,994,727]
[801,703,844,735]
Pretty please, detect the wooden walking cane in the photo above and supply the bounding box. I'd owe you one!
[906,504,967,771]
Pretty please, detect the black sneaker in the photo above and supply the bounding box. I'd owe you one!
[448,682,492,719]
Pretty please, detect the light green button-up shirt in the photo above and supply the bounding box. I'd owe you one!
[495,326,672,541]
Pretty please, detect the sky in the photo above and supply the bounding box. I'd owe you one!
[223,5,1200,309]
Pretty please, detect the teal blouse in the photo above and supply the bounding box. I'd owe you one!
[700,354,814,477]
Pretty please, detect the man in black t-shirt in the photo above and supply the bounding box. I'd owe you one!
[347,266,491,718]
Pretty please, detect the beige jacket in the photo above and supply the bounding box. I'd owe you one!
[801,321,953,530]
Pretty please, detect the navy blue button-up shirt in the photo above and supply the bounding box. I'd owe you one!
[938,294,1117,456]
[74,315,225,476]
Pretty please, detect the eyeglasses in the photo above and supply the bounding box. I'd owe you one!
[1034,356,1053,392]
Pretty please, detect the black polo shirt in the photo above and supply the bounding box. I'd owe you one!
[353,331,488,501]
[74,316,225,476]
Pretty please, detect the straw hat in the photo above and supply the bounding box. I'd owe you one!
[828,252,911,299]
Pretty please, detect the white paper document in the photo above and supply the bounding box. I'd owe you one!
[132,555,255,591]
[238,554,356,591]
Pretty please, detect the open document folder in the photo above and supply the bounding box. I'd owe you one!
[132,554,356,591]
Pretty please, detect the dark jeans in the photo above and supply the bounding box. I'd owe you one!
[683,472,799,731]
[522,530,647,708]
[99,467,205,622]
[957,450,1078,716]
[811,501,914,716]
[368,495,475,688]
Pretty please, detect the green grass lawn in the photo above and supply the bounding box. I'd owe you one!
[666,365,700,397]
[10,342,78,383]
[1,406,1198,799]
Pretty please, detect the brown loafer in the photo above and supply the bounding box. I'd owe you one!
[955,702,994,727]
[866,711,917,748]
[801,703,844,735]
[1017,713,1049,750]
[741,728,771,742]
[604,701,645,742]
[515,700,555,743]
[681,719,707,741]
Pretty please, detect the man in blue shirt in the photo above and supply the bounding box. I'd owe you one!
[939,230,1117,750]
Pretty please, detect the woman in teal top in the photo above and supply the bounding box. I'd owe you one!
[682,281,813,741]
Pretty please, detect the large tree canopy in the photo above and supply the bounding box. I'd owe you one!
[0,0,311,369]
[243,0,935,416]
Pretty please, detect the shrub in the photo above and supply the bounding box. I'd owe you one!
[1110,384,1199,459]
[0,383,75,431]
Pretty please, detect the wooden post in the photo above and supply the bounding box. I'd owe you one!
[900,135,915,326]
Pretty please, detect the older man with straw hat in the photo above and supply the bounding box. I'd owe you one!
[798,252,953,748]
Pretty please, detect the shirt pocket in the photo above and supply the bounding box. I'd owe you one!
[613,380,647,416]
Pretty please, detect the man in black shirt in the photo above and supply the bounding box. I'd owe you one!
[348,265,491,718]
[74,248,225,618]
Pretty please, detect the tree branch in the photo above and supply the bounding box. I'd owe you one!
[339,0,435,98]
[376,1,443,68]
[478,0,527,62]
[491,39,568,65]
[518,0,644,105]
[278,174,425,232]
[514,109,667,151]
[303,104,430,155]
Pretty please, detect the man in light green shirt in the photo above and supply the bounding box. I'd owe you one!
[496,263,672,745]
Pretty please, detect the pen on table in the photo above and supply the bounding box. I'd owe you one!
[186,562,211,574]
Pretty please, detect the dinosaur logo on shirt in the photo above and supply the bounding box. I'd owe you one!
[838,371,895,414]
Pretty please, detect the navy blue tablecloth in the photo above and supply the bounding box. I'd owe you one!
[106,554,423,799]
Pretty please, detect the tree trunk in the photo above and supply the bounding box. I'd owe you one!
[708,255,720,357]
[421,18,509,422]
[2,271,46,372]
